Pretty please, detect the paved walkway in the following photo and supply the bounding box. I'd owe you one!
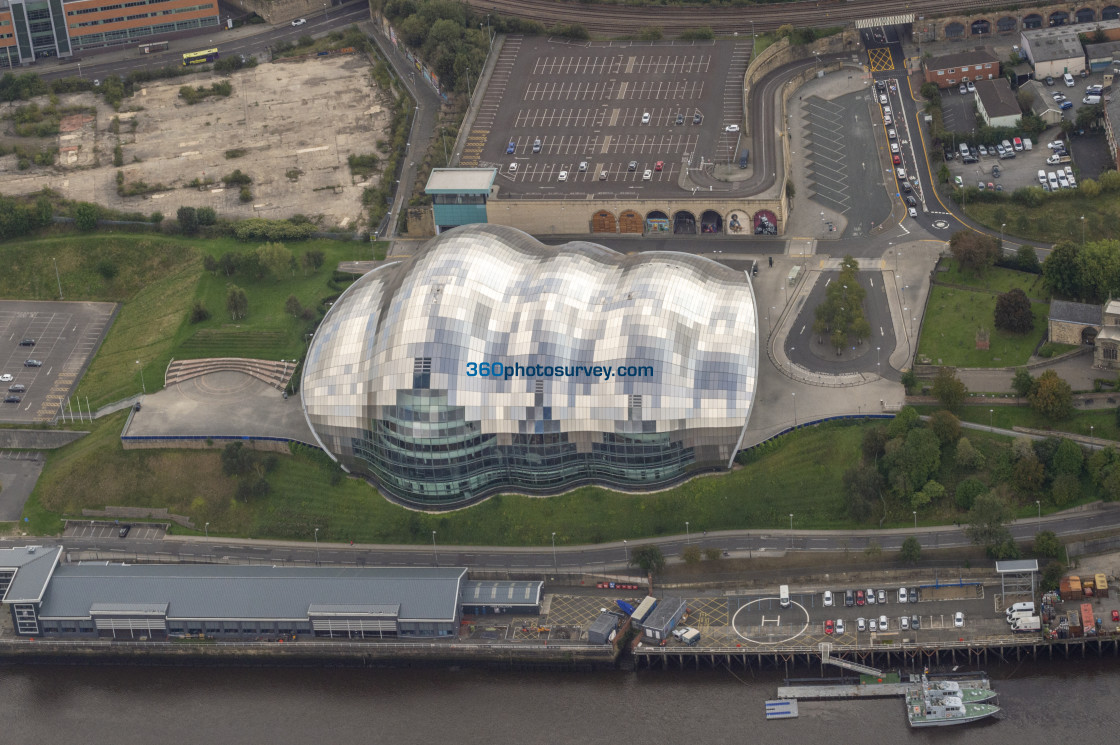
[955,350,1101,394]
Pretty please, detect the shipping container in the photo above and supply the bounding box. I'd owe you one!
[1068,610,1084,637]
[631,596,658,625]
[1069,575,1083,600]
[1083,579,1095,597]
[1060,577,1072,599]
[1081,602,1095,630]
[1096,573,1109,598]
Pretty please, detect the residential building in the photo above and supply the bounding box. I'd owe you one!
[1020,79,1063,126]
[300,224,759,510]
[922,50,1000,89]
[974,78,1022,128]
[0,0,220,67]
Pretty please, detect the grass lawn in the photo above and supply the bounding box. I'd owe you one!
[914,404,1120,442]
[918,285,1048,367]
[1,232,368,409]
[20,419,893,545]
[963,193,1120,244]
[936,259,1049,300]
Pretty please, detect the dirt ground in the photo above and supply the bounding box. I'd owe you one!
[0,54,390,230]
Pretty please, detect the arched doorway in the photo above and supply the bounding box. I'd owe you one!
[996,17,1017,33]
[727,211,747,234]
[1104,6,1120,21]
[645,210,670,234]
[591,210,617,233]
[619,210,643,234]
[1023,14,1043,29]
[1083,327,1099,345]
[971,20,990,35]
[673,211,697,234]
[1049,11,1069,26]
[700,210,723,234]
[753,210,778,235]
[1075,8,1095,23]
[945,22,965,39]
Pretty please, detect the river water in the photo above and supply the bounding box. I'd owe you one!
[3,657,1118,744]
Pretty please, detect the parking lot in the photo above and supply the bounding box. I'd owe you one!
[64,521,167,541]
[474,37,752,197]
[0,301,116,423]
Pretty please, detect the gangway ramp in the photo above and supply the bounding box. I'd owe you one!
[820,643,882,676]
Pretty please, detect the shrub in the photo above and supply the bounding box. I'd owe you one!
[112,144,124,167]
[223,169,252,186]
[74,202,100,231]
[96,259,118,280]
[225,148,247,159]
[994,288,1034,333]
[177,206,198,235]
[239,185,253,203]
[196,206,217,226]
[189,301,211,323]
[955,477,988,510]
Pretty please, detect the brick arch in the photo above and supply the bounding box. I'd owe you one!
[1105,6,1120,21]
[1023,13,1043,29]
[971,19,991,35]
[1075,7,1095,23]
[1049,10,1069,26]
[996,16,1017,33]
[591,209,617,233]
[753,210,778,235]
[945,22,965,38]
[700,210,723,234]
[726,210,751,234]
[619,210,643,234]
[673,210,697,235]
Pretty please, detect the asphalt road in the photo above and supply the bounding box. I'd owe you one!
[11,501,1116,573]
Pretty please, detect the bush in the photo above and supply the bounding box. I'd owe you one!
[150,211,164,225]
[177,206,198,235]
[225,148,247,159]
[232,218,316,242]
[112,144,124,167]
[196,206,217,226]
[189,301,211,323]
[223,169,252,186]
[96,259,118,280]
[74,202,100,231]
[994,288,1034,333]
[955,477,988,510]
[239,185,253,203]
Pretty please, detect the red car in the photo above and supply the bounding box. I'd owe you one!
[654,161,664,172]
[856,590,866,606]
[1112,610,1119,622]
[825,619,834,635]
[892,154,901,165]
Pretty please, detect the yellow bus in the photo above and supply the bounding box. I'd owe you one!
[182,48,219,66]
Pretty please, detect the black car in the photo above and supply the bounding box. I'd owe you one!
[119,525,131,538]
[24,359,42,367]
[19,338,35,346]
[905,196,917,207]
[844,589,855,607]
[675,114,684,125]
[8,384,26,393]
[911,614,921,629]
[4,395,20,403]
[692,113,702,124]
[875,80,886,92]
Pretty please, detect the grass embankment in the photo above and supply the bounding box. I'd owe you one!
[914,404,1120,443]
[917,260,1049,367]
[26,420,886,544]
[0,234,365,409]
[963,194,1120,244]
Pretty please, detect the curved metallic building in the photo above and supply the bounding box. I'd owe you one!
[301,224,758,509]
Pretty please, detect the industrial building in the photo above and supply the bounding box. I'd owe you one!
[0,0,220,67]
[300,223,759,510]
[974,79,1022,128]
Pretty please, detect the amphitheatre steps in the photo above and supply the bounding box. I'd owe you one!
[165,358,296,391]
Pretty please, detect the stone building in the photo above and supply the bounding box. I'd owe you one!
[1046,299,1120,369]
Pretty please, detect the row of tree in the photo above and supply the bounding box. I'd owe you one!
[813,256,870,354]
[1043,239,1120,304]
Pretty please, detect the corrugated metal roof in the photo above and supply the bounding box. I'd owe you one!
[642,596,686,631]
[460,580,542,606]
[995,560,1039,573]
[1,546,62,603]
[1050,300,1101,325]
[38,565,466,623]
[308,603,399,617]
[924,50,999,72]
[855,14,913,29]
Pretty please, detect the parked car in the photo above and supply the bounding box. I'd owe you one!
[959,84,968,95]
[856,590,866,606]
[823,590,834,607]
[908,207,918,218]
[966,81,976,93]
[905,195,917,207]
[599,170,608,180]
[693,113,702,124]
[857,617,866,632]
[291,18,306,26]
[900,616,910,630]
[869,618,878,632]
[1060,101,1074,110]
[642,169,652,180]
[506,141,516,154]
[978,144,988,156]
[879,94,888,105]
[628,161,637,171]
[825,619,834,635]
[890,142,899,154]
[558,170,568,182]
[866,588,876,606]
[887,128,897,140]
[892,154,901,165]
[1045,75,1055,85]
[3,395,20,403]
[845,590,855,607]
[897,587,907,603]
[509,163,518,174]
[579,161,588,172]
[24,360,42,367]
[912,615,921,629]
[877,589,886,604]
[676,114,684,125]
[1013,137,1023,151]
[8,384,26,393]
[642,112,651,124]
[879,615,889,630]
[119,524,131,538]
[19,338,35,346]
[654,161,663,172]
[0,374,11,383]
[954,612,965,628]
[835,619,845,635]
[724,124,740,132]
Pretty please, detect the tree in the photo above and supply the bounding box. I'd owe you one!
[1051,438,1084,477]
[629,545,665,585]
[1050,473,1081,506]
[1011,368,1034,398]
[1029,370,1073,420]
[887,428,941,497]
[196,206,217,226]
[220,442,254,476]
[861,425,889,463]
[188,301,211,324]
[256,241,292,280]
[843,463,883,522]
[682,544,701,564]
[1080,178,1101,198]
[226,284,248,320]
[812,255,869,354]
[955,437,985,470]
[703,547,722,561]
[994,288,1034,333]
[302,249,325,272]
[989,536,1021,559]
[1042,241,1081,298]
[887,406,920,438]
[1041,560,1065,591]
[218,252,238,277]
[1013,455,1046,495]
[1100,170,1120,192]
[965,490,1015,553]
[932,366,968,410]
[900,536,922,564]
[285,294,304,318]
[1017,244,1041,274]
[177,205,198,235]
[930,410,961,445]
[912,479,945,509]
[948,230,1000,275]
[74,202,100,231]
[955,477,988,510]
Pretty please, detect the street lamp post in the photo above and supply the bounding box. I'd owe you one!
[52,257,63,299]
[205,522,209,539]
[1081,215,1086,247]
[1036,500,1041,524]
[791,392,797,426]
[989,408,993,432]
[903,306,909,337]
[913,511,917,529]
[1090,425,1094,443]
[314,527,320,565]
[685,521,690,546]
[432,530,438,566]
[876,346,881,374]
[623,539,628,564]
[551,531,557,570]
[789,513,794,531]
[135,360,146,394]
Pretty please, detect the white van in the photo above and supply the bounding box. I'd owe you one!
[1007,609,1036,624]
[1006,601,1035,618]
[1037,169,1047,185]
[1063,73,1076,87]
[1083,95,1101,105]
[779,585,790,608]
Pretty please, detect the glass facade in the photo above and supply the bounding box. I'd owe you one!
[301,225,758,509]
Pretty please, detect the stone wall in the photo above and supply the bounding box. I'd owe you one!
[1049,319,1094,345]
[233,0,317,25]
[0,430,87,449]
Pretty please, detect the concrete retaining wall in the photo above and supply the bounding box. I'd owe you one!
[0,430,88,449]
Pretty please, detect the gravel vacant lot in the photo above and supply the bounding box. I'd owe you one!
[0,54,389,231]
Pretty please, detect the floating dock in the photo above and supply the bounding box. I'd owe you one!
[764,699,799,719]
[776,677,992,701]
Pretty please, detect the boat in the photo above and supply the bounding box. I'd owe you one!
[905,678,1000,727]
[924,680,998,704]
